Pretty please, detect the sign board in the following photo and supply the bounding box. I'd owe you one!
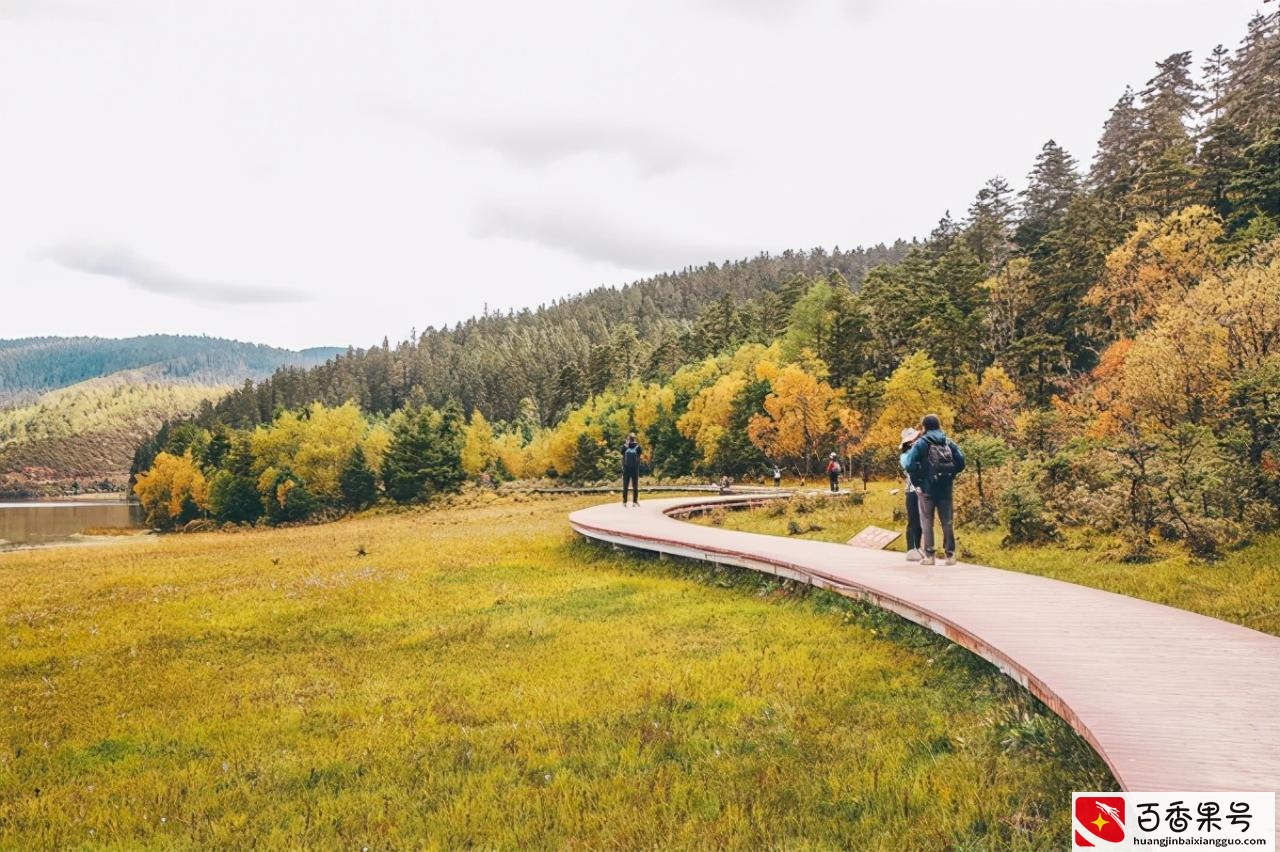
[847,525,902,550]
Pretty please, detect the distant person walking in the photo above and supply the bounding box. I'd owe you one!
[621,433,642,507]
[826,453,842,493]
[903,414,965,565]
[899,427,923,561]
[772,464,783,488]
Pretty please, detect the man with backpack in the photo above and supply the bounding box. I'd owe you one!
[903,414,965,565]
[825,453,842,493]
[621,433,642,507]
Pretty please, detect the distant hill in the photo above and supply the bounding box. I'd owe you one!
[0,336,341,495]
[0,335,342,406]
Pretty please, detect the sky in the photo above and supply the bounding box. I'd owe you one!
[0,0,1266,350]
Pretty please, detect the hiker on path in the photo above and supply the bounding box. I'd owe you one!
[903,414,965,565]
[825,453,842,493]
[621,433,642,507]
[772,464,783,488]
[899,427,923,562]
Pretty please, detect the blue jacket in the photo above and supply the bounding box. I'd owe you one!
[904,430,965,498]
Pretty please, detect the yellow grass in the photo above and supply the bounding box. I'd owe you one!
[0,493,1109,849]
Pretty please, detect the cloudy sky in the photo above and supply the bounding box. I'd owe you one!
[0,0,1264,350]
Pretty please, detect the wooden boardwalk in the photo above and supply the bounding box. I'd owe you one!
[570,494,1280,809]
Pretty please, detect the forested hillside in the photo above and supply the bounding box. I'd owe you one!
[0,376,228,496]
[201,244,911,427]
[140,8,1280,558]
[0,335,341,404]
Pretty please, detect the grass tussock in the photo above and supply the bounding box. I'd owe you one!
[1,493,1110,849]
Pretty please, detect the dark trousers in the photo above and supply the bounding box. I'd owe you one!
[917,490,955,557]
[904,490,922,551]
[829,473,839,492]
[622,469,639,504]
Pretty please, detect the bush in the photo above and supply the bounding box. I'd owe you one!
[1178,517,1243,558]
[998,483,1058,546]
[1244,501,1280,533]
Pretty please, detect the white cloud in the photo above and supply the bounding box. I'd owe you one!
[44,243,308,304]
[472,202,750,270]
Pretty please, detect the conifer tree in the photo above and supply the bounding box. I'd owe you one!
[1016,140,1081,248]
[964,177,1017,270]
[339,444,379,509]
[1091,87,1142,201]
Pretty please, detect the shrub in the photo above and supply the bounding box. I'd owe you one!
[998,482,1058,546]
[1178,517,1243,558]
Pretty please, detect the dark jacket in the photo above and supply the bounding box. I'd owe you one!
[621,441,642,473]
[904,429,965,498]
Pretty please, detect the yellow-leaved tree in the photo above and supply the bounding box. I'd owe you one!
[133,450,209,529]
[461,410,497,478]
[1088,205,1224,335]
[747,359,853,476]
[677,371,746,468]
[866,352,954,472]
[250,402,370,501]
[968,366,1024,439]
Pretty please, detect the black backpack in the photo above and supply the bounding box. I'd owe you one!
[925,440,957,483]
[623,444,640,467]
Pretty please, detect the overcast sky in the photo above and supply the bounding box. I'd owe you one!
[0,0,1265,350]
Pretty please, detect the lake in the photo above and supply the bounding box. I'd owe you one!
[0,500,145,549]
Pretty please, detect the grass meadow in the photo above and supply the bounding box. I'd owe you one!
[705,484,1280,637]
[0,492,1110,849]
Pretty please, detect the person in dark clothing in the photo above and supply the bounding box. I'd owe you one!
[899,427,923,561]
[903,414,965,565]
[825,453,841,492]
[621,433,642,507]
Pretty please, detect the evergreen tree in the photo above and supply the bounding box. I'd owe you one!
[964,176,1017,271]
[1220,12,1280,138]
[567,432,605,483]
[381,406,437,503]
[1016,140,1081,248]
[208,470,262,524]
[1227,124,1280,229]
[711,378,772,476]
[262,469,319,524]
[1139,51,1201,147]
[339,444,379,509]
[551,362,584,421]
[1201,43,1232,123]
[1091,87,1142,200]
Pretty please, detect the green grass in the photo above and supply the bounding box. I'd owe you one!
[702,485,1280,637]
[0,492,1110,849]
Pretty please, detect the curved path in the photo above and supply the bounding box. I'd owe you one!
[570,493,1280,803]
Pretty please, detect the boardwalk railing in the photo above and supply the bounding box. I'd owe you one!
[570,493,1280,817]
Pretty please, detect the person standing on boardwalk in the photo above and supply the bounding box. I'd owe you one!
[772,464,783,488]
[899,427,923,561]
[825,452,841,492]
[621,432,642,507]
[903,414,965,565]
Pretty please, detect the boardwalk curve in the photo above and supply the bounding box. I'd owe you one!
[570,494,1280,809]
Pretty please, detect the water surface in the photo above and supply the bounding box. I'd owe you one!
[0,500,144,549]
